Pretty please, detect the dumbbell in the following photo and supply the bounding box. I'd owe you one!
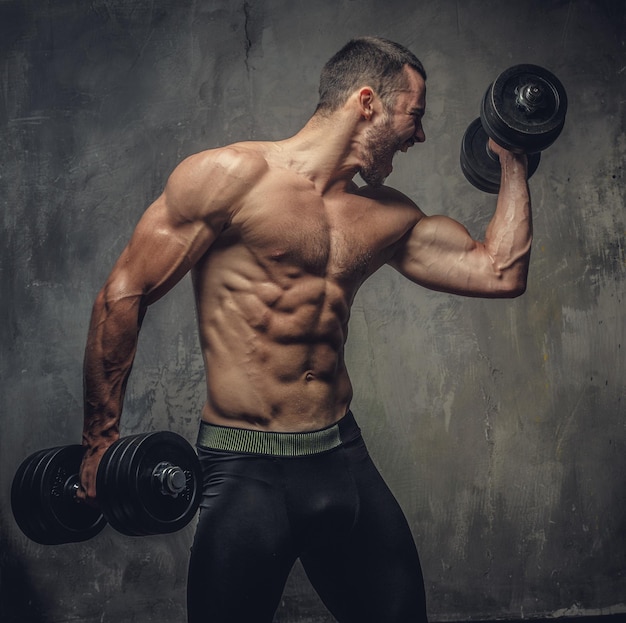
[460,64,568,193]
[11,431,202,545]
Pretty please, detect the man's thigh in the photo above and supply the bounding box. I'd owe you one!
[300,441,428,623]
[187,450,297,623]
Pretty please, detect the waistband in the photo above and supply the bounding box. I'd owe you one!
[196,411,359,457]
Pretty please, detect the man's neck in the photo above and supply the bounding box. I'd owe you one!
[276,110,369,195]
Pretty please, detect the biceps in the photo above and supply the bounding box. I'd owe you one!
[390,215,496,294]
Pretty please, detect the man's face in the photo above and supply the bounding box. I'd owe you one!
[360,68,426,187]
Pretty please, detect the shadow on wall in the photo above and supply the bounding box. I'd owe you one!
[0,520,52,623]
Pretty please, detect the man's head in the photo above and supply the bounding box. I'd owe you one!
[315,36,427,115]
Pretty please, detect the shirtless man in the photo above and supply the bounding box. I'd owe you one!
[78,37,531,622]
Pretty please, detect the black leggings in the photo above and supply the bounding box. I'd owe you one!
[187,412,427,623]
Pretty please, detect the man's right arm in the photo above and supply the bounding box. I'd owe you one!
[78,146,255,504]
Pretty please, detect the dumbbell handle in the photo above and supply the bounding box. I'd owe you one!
[63,462,187,500]
[65,475,82,503]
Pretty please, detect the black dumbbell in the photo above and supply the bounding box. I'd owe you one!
[460,64,568,193]
[11,431,202,545]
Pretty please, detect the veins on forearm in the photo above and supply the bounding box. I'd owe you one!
[82,292,145,446]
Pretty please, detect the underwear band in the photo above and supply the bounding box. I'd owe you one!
[196,413,356,456]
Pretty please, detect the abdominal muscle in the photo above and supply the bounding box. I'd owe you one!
[194,248,356,433]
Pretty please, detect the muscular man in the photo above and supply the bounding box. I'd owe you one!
[78,37,531,622]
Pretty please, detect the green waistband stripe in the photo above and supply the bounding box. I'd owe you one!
[197,420,343,456]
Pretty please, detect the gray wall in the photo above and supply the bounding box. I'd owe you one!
[1,1,625,621]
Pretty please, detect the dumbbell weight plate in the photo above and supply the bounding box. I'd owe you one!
[481,64,568,153]
[96,431,202,536]
[461,118,541,193]
[11,448,50,542]
[94,435,142,535]
[11,445,107,545]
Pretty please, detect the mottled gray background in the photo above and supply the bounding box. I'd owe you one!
[1,1,625,622]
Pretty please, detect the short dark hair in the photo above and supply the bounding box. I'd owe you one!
[315,36,426,114]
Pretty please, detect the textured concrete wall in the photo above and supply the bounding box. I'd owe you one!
[1,1,624,621]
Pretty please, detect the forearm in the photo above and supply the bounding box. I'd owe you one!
[484,150,533,294]
[82,289,145,453]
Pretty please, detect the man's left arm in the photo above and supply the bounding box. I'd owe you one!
[390,142,532,298]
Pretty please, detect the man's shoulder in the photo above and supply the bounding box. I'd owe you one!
[178,141,272,183]
[159,142,275,225]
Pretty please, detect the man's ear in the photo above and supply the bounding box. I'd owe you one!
[358,87,376,120]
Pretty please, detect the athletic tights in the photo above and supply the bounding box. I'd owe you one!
[187,412,428,622]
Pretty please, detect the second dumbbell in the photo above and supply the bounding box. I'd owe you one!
[11,430,202,545]
[461,63,568,193]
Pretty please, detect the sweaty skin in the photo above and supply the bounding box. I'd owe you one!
[79,67,531,503]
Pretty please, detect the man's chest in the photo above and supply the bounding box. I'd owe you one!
[230,186,404,282]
